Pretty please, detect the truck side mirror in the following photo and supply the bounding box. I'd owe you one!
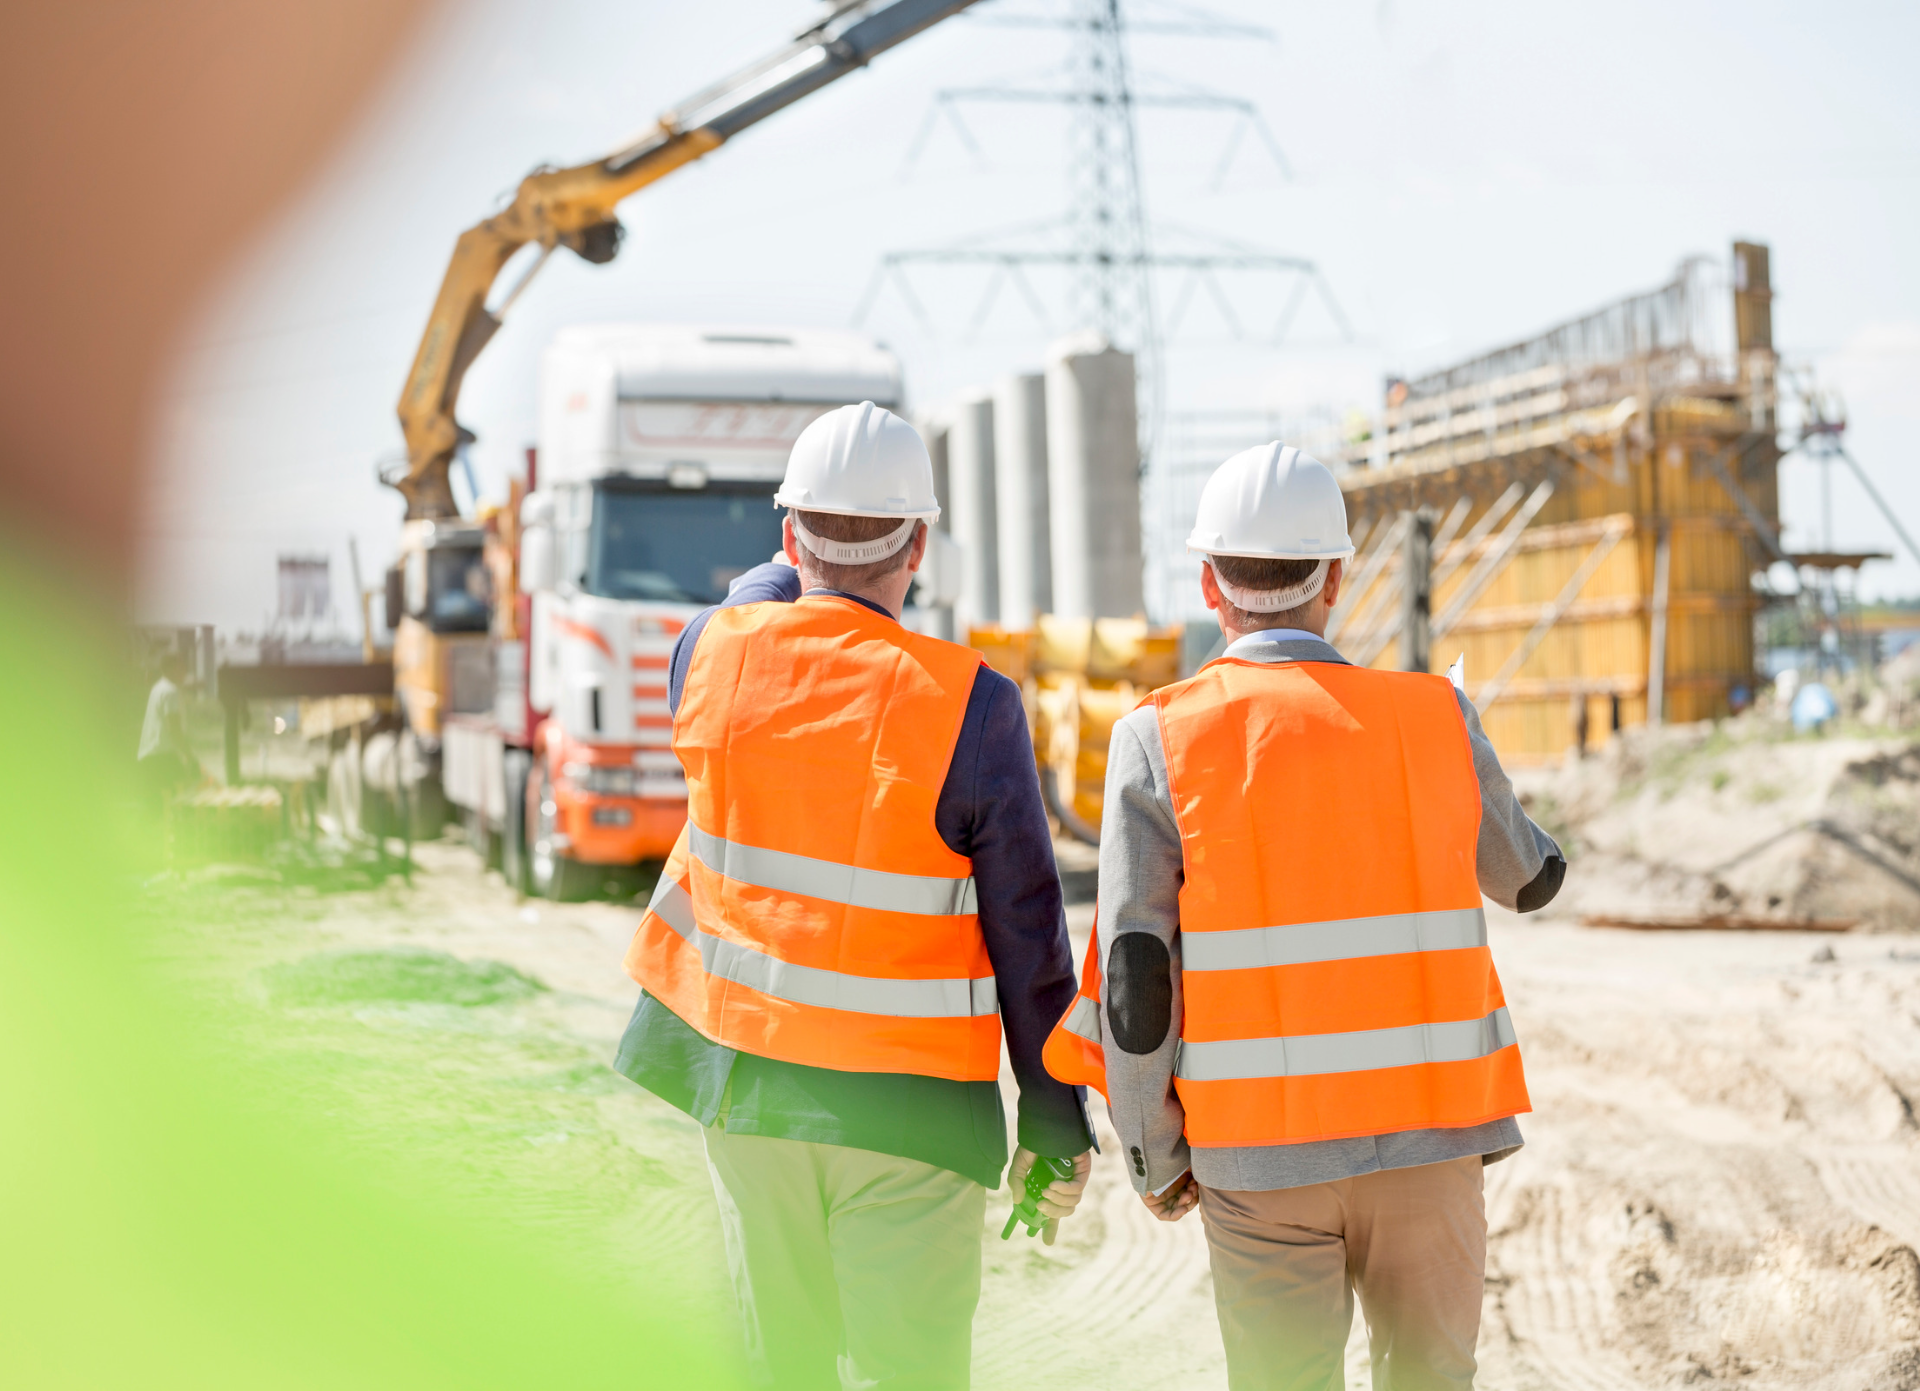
[519,491,556,592]
[384,566,403,630]
[521,524,556,593]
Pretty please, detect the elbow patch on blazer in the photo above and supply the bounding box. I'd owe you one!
[1106,932,1173,1055]
[1516,855,1566,913]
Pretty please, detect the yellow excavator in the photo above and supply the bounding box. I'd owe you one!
[376,0,982,819]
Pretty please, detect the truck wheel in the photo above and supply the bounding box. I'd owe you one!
[461,804,494,866]
[529,762,591,902]
[502,750,531,895]
[326,741,364,839]
[400,731,448,841]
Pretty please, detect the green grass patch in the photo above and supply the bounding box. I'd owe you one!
[264,949,546,1008]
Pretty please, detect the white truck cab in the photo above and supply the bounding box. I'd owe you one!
[515,323,903,895]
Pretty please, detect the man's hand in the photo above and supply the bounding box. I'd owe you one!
[1139,1170,1197,1222]
[1009,1147,1093,1247]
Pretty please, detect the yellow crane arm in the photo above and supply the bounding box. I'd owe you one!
[393,0,982,520]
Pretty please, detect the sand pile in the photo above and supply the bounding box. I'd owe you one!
[1512,718,1920,931]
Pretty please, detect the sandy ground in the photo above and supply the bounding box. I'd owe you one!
[153,834,1920,1389]
[1511,719,1920,934]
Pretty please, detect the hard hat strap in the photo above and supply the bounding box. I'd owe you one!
[789,512,919,565]
[1206,557,1330,613]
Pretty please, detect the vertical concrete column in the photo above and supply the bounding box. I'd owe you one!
[993,372,1051,629]
[1647,521,1671,726]
[1733,241,1776,432]
[1046,333,1143,620]
[917,412,951,524]
[913,413,955,641]
[946,391,999,633]
[1399,507,1433,673]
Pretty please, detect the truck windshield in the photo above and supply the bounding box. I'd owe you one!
[584,481,785,605]
[426,545,490,633]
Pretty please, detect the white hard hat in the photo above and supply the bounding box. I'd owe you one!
[776,401,940,521]
[1186,442,1354,561]
[774,402,940,564]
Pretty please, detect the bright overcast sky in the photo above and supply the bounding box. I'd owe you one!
[142,0,1920,632]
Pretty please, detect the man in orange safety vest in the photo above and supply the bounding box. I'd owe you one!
[1045,443,1565,1390]
[620,402,1094,1390]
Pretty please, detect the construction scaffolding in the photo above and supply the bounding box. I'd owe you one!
[1334,243,1784,764]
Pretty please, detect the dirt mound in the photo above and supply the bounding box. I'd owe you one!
[1514,720,1920,931]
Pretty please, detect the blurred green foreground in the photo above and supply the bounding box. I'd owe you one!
[0,568,741,1390]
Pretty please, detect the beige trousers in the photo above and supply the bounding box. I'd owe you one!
[703,1127,987,1391]
[1198,1155,1487,1391]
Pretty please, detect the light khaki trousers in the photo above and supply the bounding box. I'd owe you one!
[1198,1155,1487,1391]
[703,1127,986,1391]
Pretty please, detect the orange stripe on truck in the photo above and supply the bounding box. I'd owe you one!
[553,616,613,660]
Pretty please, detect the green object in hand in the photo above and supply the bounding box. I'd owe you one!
[1001,1155,1075,1239]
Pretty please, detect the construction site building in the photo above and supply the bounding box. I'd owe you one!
[1332,242,1784,765]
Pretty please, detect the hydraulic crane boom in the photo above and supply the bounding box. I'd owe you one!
[392,0,980,519]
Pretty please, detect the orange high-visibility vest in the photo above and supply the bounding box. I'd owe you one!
[623,595,1000,1082]
[1042,913,1108,1100]
[1044,657,1529,1146]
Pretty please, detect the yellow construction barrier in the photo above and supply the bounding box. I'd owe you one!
[971,617,1184,841]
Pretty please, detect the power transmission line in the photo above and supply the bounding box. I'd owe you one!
[855,0,1348,461]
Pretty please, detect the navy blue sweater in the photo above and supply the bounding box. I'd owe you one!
[614,563,1092,1187]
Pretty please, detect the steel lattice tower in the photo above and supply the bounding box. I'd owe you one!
[1063,0,1154,358]
[861,0,1348,460]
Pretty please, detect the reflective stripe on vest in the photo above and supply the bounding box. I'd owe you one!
[1058,994,1100,1044]
[622,595,1001,1082]
[1041,917,1110,1100]
[687,824,979,919]
[1175,1007,1516,1081]
[1182,907,1486,972]
[646,870,996,1019]
[1155,657,1530,1147]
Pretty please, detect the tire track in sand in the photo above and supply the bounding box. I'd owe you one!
[974,1113,1219,1388]
[1812,1148,1920,1251]
[1485,1180,1644,1391]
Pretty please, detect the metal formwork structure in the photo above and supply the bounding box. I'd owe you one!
[1333,244,1783,764]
